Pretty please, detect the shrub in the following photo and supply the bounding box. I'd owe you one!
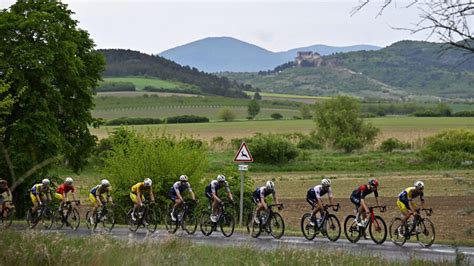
[143,85,200,95]
[270,113,283,120]
[218,108,236,122]
[453,111,474,117]
[165,115,209,124]
[335,136,363,153]
[250,134,299,164]
[96,81,136,92]
[297,133,323,150]
[420,129,474,166]
[379,138,411,152]
[105,117,162,126]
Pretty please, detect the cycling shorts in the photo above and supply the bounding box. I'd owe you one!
[306,189,317,207]
[130,192,145,204]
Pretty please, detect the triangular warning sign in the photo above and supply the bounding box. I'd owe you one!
[234,142,253,162]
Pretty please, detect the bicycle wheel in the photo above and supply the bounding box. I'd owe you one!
[220,211,235,237]
[344,215,361,243]
[269,212,285,239]
[40,208,54,230]
[1,207,14,228]
[324,214,341,242]
[183,211,198,235]
[101,209,115,232]
[389,218,407,246]
[67,208,81,231]
[145,208,158,233]
[369,215,387,245]
[301,213,316,240]
[164,207,178,234]
[200,210,214,236]
[127,208,140,232]
[53,209,65,230]
[416,218,435,248]
[85,210,93,230]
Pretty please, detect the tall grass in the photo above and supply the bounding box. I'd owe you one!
[0,230,444,266]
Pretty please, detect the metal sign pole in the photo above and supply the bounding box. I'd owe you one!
[239,166,244,227]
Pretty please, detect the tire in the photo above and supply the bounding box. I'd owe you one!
[53,209,64,230]
[145,208,158,233]
[164,207,178,234]
[250,213,262,238]
[220,211,235,237]
[389,217,407,246]
[301,213,316,240]
[246,212,252,234]
[127,209,140,232]
[416,218,435,248]
[324,214,341,242]
[85,210,93,230]
[269,212,285,239]
[344,215,361,243]
[369,215,387,245]
[68,208,81,231]
[101,209,115,232]
[1,207,14,228]
[200,210,214,236]
[26,208,38,229]
[183,211,198,235]
[40,208,54,230]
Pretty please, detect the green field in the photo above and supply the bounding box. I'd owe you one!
[103,76,192,90]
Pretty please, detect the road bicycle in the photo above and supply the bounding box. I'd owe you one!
[164,201,198,234]
[390,208,435,248]
[344,205,387,244]
[0,200,15,229]
[248,203,285,239]
[127,201,158,233]
[53,200,81,231]
[200,201,235,237]
[26,202,54,230]
[301,203,341,242]
[86,204,115,232]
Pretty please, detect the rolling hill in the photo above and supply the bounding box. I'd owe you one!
[159,36,380,72]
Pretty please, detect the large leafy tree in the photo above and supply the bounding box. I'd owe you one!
[0,1,104,196]
[247,99,260,119]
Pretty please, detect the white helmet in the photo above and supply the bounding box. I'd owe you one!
[180,175,188,182]
[217,174,226,182]
[42,179,50,186]
[321,178,331,187]
[414,180,424,190]
[101,179,110,187]
[266,181,275,191]
[144,178,152,187]
[65,177,73,185]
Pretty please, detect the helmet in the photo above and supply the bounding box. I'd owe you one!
[179,175,188,182]
[368,178,379,188]
[321,178,331,187]
[266,181,275,191]
[101,179,110,187]
[42,179,50,186]
[217,174,226,182]
[144,178,152,187]
[65,177,73,185]
[0,179,7,184]
[414,180,424,190]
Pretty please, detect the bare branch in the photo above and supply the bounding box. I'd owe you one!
[10,156,61,191]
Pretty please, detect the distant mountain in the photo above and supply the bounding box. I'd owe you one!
[159,36,380,72]
[221,40,474,99]
[99,49,248,98]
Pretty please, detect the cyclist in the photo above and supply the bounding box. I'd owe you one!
[169,175,196,221]
[89,179,113,224]
[130,178,155,221]
[350,178,380,226]
[0,180,12,219]
[252,180,281,224]
[55,177,78,215]
[205,174,234,222]
[30,178,52,216]
[306,178,336,226]
[397,181,426,228]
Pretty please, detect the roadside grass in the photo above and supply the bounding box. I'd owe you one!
[0,230,447,265]
[103,76,191,90]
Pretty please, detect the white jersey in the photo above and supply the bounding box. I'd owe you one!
[313,185,333,199]
[173,181,192,194]
[210,180,230,194]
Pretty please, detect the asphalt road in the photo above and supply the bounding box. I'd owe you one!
[11,223,474,263]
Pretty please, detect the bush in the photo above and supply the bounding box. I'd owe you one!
[335,136,363,153]
[105,117,162,126]
[96,81,136,92]
[143,85,200,95]
[270,113,283,120]
[297,133,323,150]
[250,134,299,164]
[218,108,236,122]
[165,115,209,124]
[379,138,411,152]
[453,111,474,117]
[420,129,474,166]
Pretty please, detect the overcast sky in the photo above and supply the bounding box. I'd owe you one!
[0,0,431,54]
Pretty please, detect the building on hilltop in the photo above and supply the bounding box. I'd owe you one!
[295,51,323,67]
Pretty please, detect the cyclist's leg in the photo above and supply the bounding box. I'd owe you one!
[350,195,362,221]
[130,193,138,217]
[397,199,411,224]
[30,193,39,214]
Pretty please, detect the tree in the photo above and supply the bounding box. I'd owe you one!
[270,113,283,120]
[218,108,236,122]
[353,0,474,53]
[253,92,262,100]
[314,96,379,152]
[247,99,260,119]
[0,0,105,202]
[299,105,313,119]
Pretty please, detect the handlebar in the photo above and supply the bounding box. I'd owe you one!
[369,205,386,212]
[268,203,284,210]
[417,208,433,216]
[324,203,340,212]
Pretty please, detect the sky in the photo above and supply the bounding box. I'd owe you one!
[0,0,432,54]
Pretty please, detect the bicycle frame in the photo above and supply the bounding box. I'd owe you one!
[364,205,386,230]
